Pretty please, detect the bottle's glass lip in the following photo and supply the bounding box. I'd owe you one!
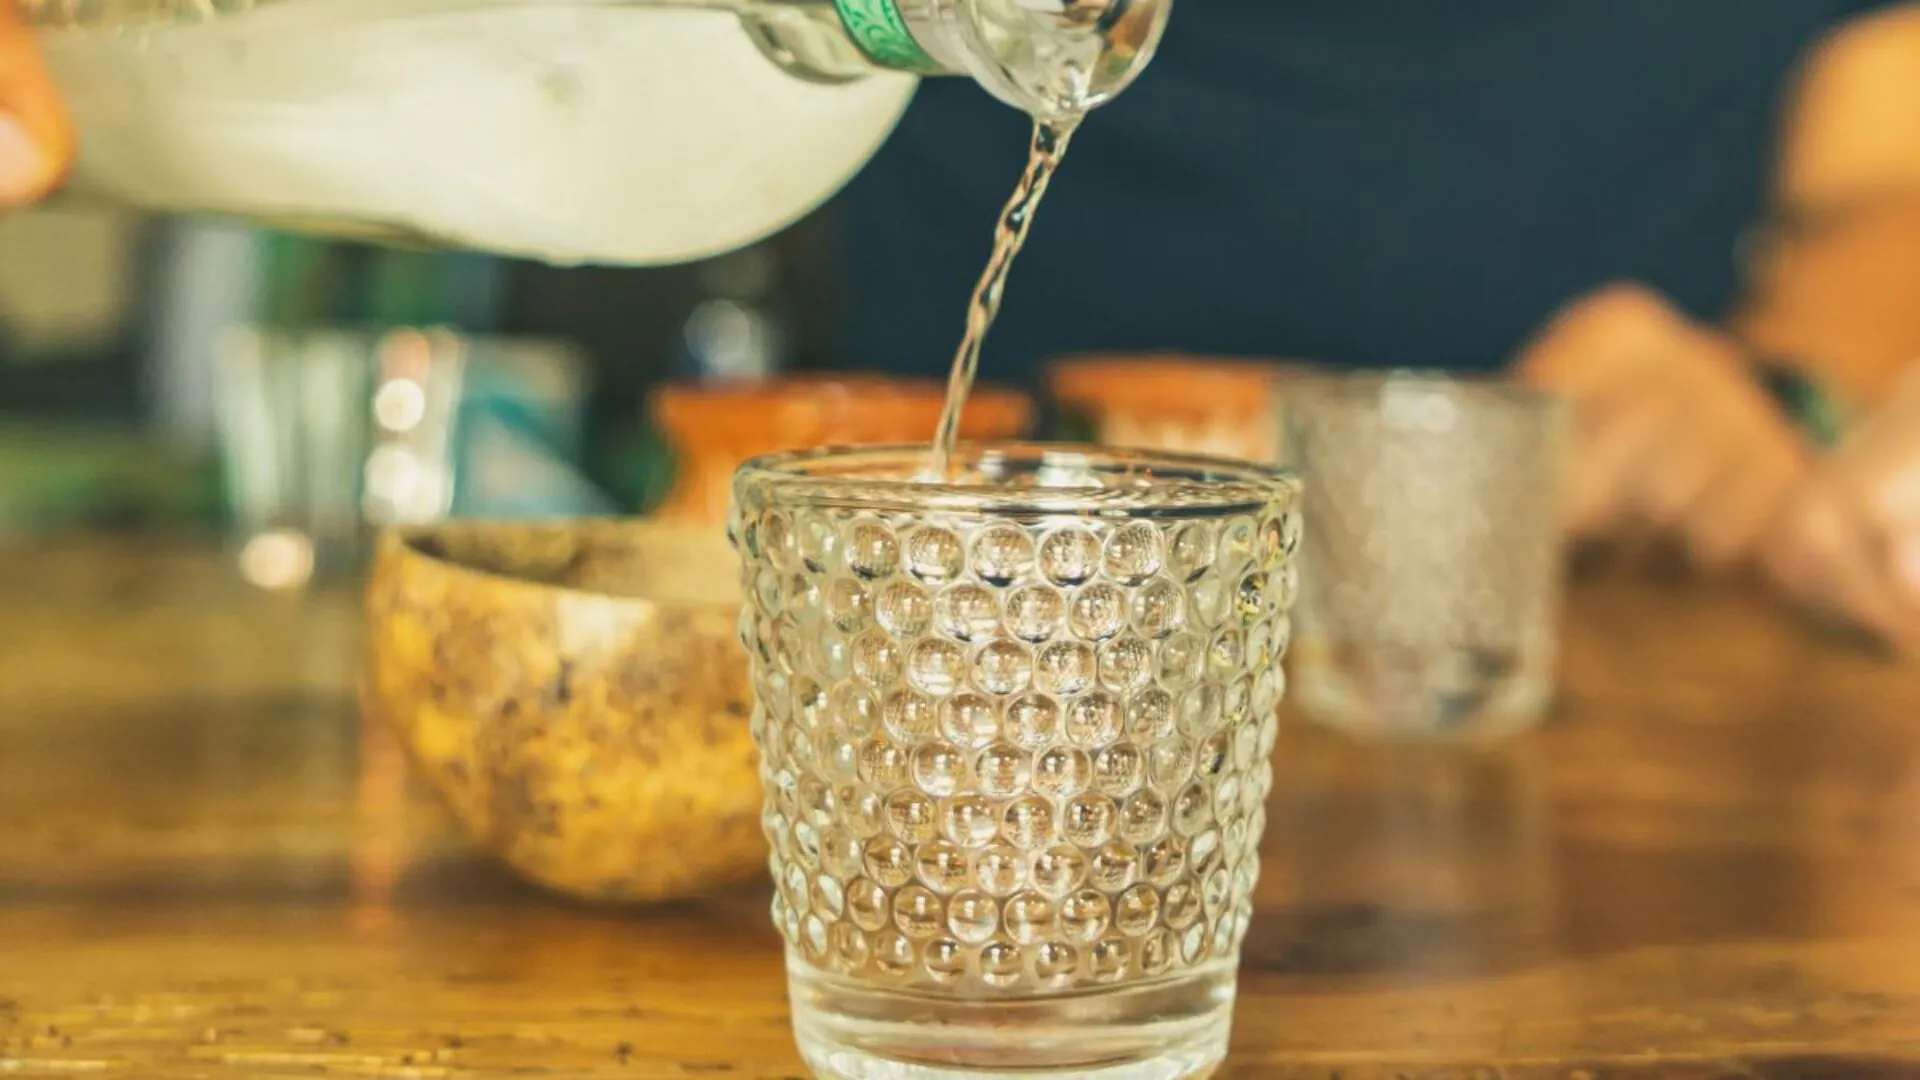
[733,442,1299,520]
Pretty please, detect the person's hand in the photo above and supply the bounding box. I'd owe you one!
[0,0,69,207]
[1517,283,1811,567]
[1760,362,1920,655]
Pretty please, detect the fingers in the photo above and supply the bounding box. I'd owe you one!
[1764,485,1920,655]
[0,0,71,206]
[1862,483,1920,651]
[1562,386,1682,538]
[1778,365,1920,652]
[1634,415,1737,534]
[1684,445,1804,569]
[1556,372,1806,569]
[1638,386,1807,567]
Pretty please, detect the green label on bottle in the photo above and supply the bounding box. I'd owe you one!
[833,0,942,73]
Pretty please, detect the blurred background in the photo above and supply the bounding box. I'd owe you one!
[0,205,846,548]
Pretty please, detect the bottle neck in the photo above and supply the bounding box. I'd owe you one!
[831,0,1173,120]
[831,0,962,75]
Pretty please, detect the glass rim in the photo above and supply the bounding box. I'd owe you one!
[1286,368,1563,410]
[378,518,742,609]
[733,442,1300,520]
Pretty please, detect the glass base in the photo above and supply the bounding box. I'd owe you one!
[789,961,1235,1080]
[1291,635,1554,743]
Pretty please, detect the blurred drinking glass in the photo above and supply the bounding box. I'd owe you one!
[1283,372,1566,741]
[214,326,590,590]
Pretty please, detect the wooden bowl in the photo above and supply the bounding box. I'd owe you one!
[1047,354,1286,462]
[360,519,761,903]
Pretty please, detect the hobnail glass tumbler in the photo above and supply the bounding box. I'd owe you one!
[731,443,1302,1080]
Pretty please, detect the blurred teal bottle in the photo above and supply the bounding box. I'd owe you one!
[360,247,608,519]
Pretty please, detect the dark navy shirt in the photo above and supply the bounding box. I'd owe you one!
[836,0,1898,383]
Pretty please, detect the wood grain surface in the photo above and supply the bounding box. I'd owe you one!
[5,540,1920,1079]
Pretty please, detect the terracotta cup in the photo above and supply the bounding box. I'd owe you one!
[1047,354,1285,463]
[649,376,1034,528]
[361,519,761,903]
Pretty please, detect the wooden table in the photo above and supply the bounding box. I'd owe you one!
[6,542,1920,1079]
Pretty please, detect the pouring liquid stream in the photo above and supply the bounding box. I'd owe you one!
[926,117,1079,478]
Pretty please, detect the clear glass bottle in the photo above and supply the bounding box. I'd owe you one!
[24,0,1169,266]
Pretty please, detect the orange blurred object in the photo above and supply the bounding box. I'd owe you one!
[1047,354,1284,462]
[650,376,1035,527]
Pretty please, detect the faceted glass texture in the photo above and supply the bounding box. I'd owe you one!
[733,445,1301,996]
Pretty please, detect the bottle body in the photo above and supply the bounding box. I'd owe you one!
[26,0,1168,265]
[33,0,920,266]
